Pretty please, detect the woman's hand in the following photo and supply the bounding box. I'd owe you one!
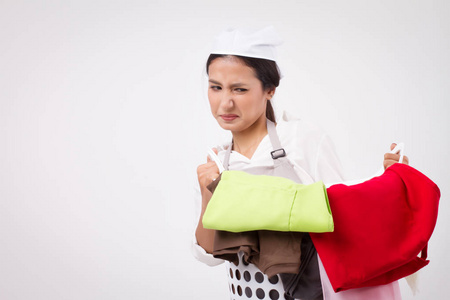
[383,143,409,170]
[197,148,221,197]
[195,148,221,253]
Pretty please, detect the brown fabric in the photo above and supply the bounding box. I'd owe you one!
[206,173,222,193]
[213,231,258,266]
[213,230,303,278]
[256,231,304,277]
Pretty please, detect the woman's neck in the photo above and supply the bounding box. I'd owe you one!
[232,115,268,159]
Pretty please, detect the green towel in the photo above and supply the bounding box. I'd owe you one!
[202,170,333,233]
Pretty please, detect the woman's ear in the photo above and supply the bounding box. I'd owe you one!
[267,87,276,100]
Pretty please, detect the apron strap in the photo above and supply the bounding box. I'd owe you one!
[223,141,233,171]
[267,119,287,160]
[223,119,287,170]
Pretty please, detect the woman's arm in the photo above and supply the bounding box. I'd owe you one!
[194,149,220,254]
[191,182,224,266]
[195,189,215,253]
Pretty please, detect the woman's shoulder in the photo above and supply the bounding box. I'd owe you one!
[277,110,327,141]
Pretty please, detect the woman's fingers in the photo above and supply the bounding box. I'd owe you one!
[383,151,409,169]
[384,153,400,161]
[200,148,222,193]
[402,155,409,165]
[384,153,399,169]
[384,158,396,170]
[197,161,218,177]
[197,161,220,189]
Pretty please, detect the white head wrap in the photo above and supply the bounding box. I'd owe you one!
[210,26,283,62]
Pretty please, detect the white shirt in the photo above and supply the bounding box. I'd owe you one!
[192,111,344,266]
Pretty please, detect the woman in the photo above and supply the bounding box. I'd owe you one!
[193,27,407,300]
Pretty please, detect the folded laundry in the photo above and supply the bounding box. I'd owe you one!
[310,163,440,292]
[206,163,440,293]
[202,170,333,233]
[214,230,304,277]
[208,175,304,278]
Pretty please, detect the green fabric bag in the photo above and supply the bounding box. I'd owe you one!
[202,170,334,233]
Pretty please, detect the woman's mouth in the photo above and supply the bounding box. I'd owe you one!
[220,114,238,121]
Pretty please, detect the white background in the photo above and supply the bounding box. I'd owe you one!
[0,0,449,299]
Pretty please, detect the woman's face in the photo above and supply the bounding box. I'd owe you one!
[207,56,274,133]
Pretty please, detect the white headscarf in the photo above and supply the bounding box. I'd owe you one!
[210,26,283,62]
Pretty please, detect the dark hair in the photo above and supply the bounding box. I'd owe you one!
[206,54,281,122]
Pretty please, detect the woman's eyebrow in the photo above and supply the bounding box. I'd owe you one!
[229,83,247,88]
[209,79,247,88]
[208,79,222,85]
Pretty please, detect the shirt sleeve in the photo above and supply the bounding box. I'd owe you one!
[191,234,224,266]
[191,177,224,266]
[313,134,345,185]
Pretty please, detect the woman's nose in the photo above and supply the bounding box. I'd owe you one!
[219,91,234,109]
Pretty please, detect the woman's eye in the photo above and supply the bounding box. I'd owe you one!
[235,88,248,92]
[210,85,221,91]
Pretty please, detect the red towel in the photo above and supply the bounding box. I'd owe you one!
[311,163,440,292]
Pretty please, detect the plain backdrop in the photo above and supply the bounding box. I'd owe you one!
[0,0,449,299]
